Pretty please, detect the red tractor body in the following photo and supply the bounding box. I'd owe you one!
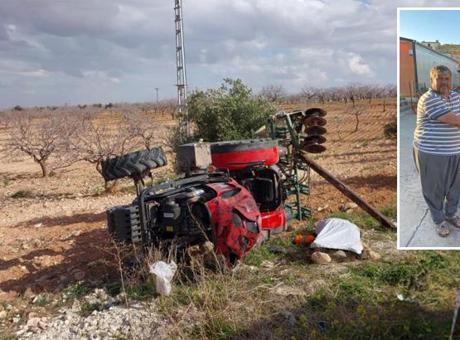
[205,179,263,264]
[210,139,279,170]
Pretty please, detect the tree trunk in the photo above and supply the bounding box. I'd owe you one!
[38,160,48,177]
[354,113,360,132]
[104,180,119,193]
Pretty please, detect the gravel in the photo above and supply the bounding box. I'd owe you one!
[15,289,169,340]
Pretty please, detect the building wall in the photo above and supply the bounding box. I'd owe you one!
[415,43,460,91]
[400,39,416,97]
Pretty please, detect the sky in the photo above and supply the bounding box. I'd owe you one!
[1,0,460,108]
[400,9,460,43]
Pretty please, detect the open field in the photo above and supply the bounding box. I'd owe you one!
[1,99,455,339]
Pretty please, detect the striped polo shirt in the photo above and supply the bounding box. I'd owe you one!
[413,89,460,155]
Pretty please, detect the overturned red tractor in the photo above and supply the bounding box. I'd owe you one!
[103,109,329,265]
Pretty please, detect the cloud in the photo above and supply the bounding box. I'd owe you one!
[0,0,455,107]
[348,54,373,76]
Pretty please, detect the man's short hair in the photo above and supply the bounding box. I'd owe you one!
[430,65,452,80]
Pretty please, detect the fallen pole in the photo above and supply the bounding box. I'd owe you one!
[300,151,395,230]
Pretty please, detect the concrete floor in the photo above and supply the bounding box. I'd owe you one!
[399,110,460,248]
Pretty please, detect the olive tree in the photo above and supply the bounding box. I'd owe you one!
[187,78,277,142]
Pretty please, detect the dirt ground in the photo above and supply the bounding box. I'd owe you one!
[0,100,396,306]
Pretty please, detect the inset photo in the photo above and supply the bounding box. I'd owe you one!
[399,8,460,248]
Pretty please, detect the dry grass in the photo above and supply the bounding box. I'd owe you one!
[119,206,459,339]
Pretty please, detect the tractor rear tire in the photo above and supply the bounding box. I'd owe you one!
[101,148,167,181]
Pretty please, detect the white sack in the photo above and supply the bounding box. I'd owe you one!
[311,218,363,254]
[149,261,177,296]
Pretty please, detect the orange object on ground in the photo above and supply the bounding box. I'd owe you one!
[293,234,316,246]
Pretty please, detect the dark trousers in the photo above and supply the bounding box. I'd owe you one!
[414,148,460,224]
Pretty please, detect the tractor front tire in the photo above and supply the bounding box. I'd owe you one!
[101,148,167,181]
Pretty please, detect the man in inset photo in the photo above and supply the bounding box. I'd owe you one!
[413,65,460,238]
[399,10,460,247]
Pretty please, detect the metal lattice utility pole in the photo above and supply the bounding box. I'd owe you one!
[174,0,189,138]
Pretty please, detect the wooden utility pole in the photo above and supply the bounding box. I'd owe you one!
[300,151,395,230]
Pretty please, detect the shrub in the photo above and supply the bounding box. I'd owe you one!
[187,78,277,142]
[11,190,34,199]
[384,119,397,139]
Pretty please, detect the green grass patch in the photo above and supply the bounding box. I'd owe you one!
[329,203,396,230]
[243,234,304,266]
[63,282,90,300]
[197,315,243,340]
[243,242,282,266]
[352,251,447,288]
[381,205,397,219]
[1,335,18,340]
[126,281,156,300]
[33,293,50,307]
[104,281,122,296]
[297,251,456,338]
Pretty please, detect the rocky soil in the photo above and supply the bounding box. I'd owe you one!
[12,289,168,339]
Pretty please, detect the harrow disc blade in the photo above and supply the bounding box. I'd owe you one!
[304,108,327,117]
[302,135,326,145]
[302,115,327,126]
[302,143,326,153]
[305,126,327,135]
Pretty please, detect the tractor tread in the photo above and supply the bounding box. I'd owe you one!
[101,148,167,181]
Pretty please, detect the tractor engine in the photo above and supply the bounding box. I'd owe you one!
[107,172,262,264]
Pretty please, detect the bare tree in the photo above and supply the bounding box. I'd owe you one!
[345,84,360,107]
[348,106,365,133]
[379,84,397,112]
[68,113,138,190]
[122,111,168,150]
[301,87,318,103]
[362,85,376,104]
[2,112,76,177]
[151,99,176,117]
[293,84,396,107]
[128,100,177,118]
[259,85,286,102]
